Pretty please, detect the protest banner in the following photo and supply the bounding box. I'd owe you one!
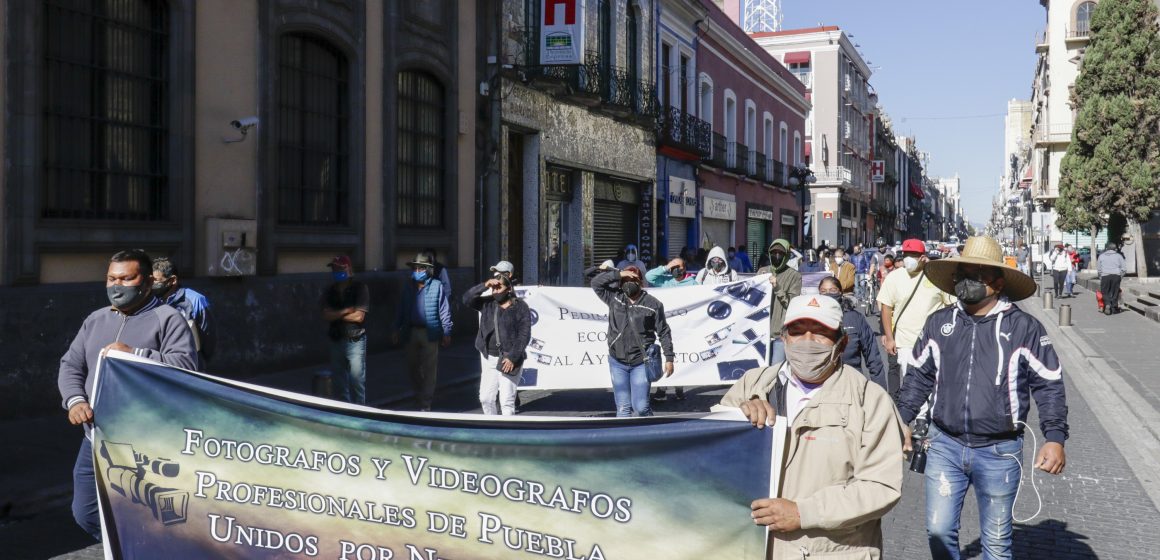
[514,272,828,390]
[91,352,775,559]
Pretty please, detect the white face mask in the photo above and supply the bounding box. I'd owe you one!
[903,256,920,273]
[834,257,845,265]
[626,252,637,261]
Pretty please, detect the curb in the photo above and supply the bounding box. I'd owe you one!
[1023,294,1160,513]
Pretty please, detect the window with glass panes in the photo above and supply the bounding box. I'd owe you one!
[277,34,349,225]
[397,71,446,228]
[43,0,169,221]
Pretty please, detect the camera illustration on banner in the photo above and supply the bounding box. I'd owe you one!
[100,440,189,526]
[714,278,769,307]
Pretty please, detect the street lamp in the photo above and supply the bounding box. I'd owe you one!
[788,165,817,248]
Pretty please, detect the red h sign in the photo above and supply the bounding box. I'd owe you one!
[870,160,885,183]
[545,0,577,25]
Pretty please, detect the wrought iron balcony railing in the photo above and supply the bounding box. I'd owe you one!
[727,142,749,175]
[656,106,711,157]
[708,132,728,168]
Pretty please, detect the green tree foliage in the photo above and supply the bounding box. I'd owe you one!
[1057,0,1160,232]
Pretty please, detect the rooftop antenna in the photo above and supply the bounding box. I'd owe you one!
[742,0,782,33]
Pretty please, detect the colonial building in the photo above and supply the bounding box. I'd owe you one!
[0,0,479,416]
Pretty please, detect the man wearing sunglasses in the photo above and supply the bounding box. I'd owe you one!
[897,236,1069,560]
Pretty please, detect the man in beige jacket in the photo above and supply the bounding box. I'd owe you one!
[720,294,904,559]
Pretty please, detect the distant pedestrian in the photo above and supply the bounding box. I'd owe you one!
[591,266,675,416]
[851,244,871,301]
[59,249,198,541]
[464,274,531,415]
[757,239,803,366]
[826,248,857,294]
[1064,244,1079,297]
[151,257,215,368]
[616,243,647,274]
[898,236,1068,560]
[877,254,895,285]
[646,257,697,287]
[392,253,453,411]
[1043,243,1070,299]
[695,246,739,285]
[422,247,452,294]
[321,255,370,404]
[726,247,745,273]
[877,238,953,398]
[735,245,754,273]
[1098,242,1127,315]
[1016,241,1031,275]
[818,276,887,389]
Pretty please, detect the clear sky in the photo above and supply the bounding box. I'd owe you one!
[778,0,1045,228]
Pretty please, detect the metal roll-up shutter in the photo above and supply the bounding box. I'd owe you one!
[701,218,732,250]
[746,217,770,269]
[594,199,638,265]
[668,217,690,258]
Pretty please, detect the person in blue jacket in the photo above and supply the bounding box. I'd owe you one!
[816,276,887,389]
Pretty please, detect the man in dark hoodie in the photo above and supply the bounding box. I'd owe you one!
[58,249,199,541]
[898,236,1067,560]
[756,239,803,365]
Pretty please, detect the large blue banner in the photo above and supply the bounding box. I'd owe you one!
[90,353,775,559]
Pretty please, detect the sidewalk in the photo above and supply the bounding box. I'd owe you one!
[0,339,483,529]
[1023,276,1160,512]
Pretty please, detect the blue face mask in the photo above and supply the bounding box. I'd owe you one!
[332,270,349,282]
[412,270,430,282]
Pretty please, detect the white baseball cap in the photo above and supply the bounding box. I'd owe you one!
[783,294,843,331]
[490,260,515,275]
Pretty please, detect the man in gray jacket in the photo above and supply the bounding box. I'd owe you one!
[58,249,199,541]
[1098,242,1128,315]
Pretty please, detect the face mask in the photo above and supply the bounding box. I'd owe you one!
[784,338,842,383]
[954,278,990,305]
[834,257,845,265]
[332,270,349,282]
[903,256,920,273]
[494,291,512,304]
[622,282,642,298]
[823,292,842,302]
[626,252,637,262]
[151,281,169,298]
[711,258,726,272]
[880,247,887,253]
[412,270,430,283]
[770,252,787,269]
[728,252,736,258]
[107,283,148,310]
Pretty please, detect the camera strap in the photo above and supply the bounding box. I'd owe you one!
[890,270,926,339]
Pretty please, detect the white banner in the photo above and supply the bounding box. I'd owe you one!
[513,275,777,390]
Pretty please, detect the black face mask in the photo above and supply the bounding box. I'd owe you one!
[494,291,512,304]
[622,282,642,298]
[770,252,788,269]
[955,278,990,305]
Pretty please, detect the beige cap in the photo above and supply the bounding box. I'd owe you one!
[783,294,843,331]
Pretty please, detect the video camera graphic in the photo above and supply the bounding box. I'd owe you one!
[100,440,189,525]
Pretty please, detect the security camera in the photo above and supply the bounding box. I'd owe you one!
[230,116,258,132]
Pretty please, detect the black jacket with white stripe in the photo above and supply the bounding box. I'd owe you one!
[897,298,1069,447]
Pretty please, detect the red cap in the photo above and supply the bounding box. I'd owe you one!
[901,239,926,254]
[328,255,352,269]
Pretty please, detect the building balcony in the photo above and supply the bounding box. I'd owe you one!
[1065,25,1090,44]
[656,106,711,158]
[747,150,764,180]
[1035,30,1049,53]
[1033,122,1073,145]
[515,37,656,123]
[706,132,729,168]
[726,142,750,175]
[814,166,853,186]
[766,159,787,188]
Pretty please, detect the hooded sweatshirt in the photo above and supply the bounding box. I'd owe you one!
[898,297,1069,447]
[756,239,803,336]
[616,244,648,275]
[58,297,199,411]
[695,246,738,285]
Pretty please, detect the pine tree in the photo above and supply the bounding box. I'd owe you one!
[1057,0,1160,245]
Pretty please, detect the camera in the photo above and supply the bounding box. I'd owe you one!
[230,116,259,131]
[908,418,930,474]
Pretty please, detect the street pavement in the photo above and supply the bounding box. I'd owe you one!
[7,280,1160,559]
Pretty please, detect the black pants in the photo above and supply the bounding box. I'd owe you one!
[1101,274,1122,312]
[1052,270,1067,297]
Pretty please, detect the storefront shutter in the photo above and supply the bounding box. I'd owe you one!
[594,199,638,266]
[668,217,690,259]
[747,218,770,270]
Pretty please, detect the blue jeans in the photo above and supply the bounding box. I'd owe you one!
[330,334,367,404]
[72,437,102,541]
[608,356,653,417]
[925,426,1023,560]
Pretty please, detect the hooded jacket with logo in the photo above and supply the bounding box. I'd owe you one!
[756,239,803,337]
[897,298,1069,447]
[591,270,675,366]
[695,246,738,285]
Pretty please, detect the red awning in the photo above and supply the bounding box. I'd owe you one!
[804,141,812,158]
[1019,166,1033,188]
[783,51,811,65]
[909,181,925,199]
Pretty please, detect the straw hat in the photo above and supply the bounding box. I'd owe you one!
[924,236,1037,301]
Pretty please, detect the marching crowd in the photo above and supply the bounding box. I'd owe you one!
[58,233,1072,558]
